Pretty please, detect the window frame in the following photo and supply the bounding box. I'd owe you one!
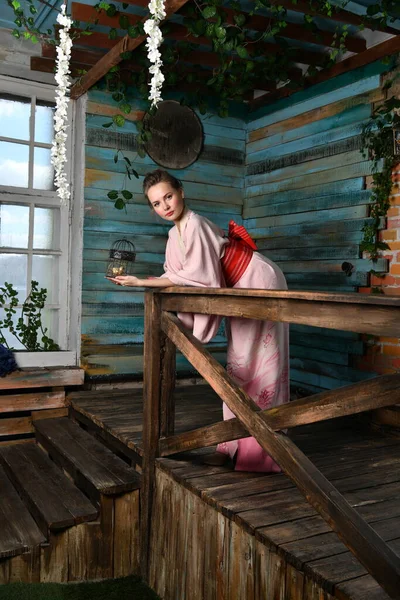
[0,75,83,367]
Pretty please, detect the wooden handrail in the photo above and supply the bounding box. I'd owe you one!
[141,289,400,597]
[160,288,400,337]
[160,309,400,598]
[159,373,400,456]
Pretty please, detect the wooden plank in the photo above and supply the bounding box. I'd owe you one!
[0,464,46,558]
[0,368,84,390]
[252,36,400,111]
[34,418,141,501]
[160,334,176,437]
[40,531,69,583]
[159,374,400,456]
[140,291,163,579]
[113,490,140,577]
[160,291,400,337]
[0,391,66,414]
[0,443,97,536]
[248,89,382,144]
[70,0,193,99]
[159,310,400,599]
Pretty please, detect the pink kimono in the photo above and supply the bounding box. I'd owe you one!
[162,209,289,472]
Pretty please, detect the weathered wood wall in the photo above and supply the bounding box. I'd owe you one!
[149,467,335,600]
[245,61,393,393]
[82,92,245,378]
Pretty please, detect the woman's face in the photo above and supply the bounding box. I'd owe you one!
[147,181,185,223]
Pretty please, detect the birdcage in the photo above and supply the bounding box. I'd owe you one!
[106,239,136,278]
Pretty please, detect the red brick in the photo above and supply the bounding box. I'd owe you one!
[387,218,400,229]
[371,274,397,286]
[381,230,398,242]
[390,264,400,275]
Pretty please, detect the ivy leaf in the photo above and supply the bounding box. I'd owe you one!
[29,5,37,14]
[107,190,119,200]
[113,114,125,127]
[12,0,21,9]
[128,25,138,37]
[137,146,146,158]
[112,91,124,102]
[106,4,117,17]
[119,14,129,29]
[124,156,132,166]
[131,169,139,179]
[119,102,131,114]
[109,27,118,40]
[121,190,133,200]
[114,153,119,163]
[214,25,226,40]
[236,45,248,59]
[114,198,126,210]
[102,121,113,128]
[234,13,246,27]
[12,29,20,38]
[202,6,217,19]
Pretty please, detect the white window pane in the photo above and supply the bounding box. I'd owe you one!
[0,254,27,298]
[35,102,55,144]
[41,308,59,347]
[0,141,29,187]
[0,204,29,248]
[0,307,24,350]
[32,254,58,304]
[33,147,54,190]
[0,94,30,141]
[33,207,57,250]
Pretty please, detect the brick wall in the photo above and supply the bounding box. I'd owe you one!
[357,167,400,375]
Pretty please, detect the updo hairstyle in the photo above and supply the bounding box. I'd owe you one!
[143,169,183,207]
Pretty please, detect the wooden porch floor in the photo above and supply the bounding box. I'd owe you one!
[68,385,400,600]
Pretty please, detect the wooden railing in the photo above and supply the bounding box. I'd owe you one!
[141,288,400,599]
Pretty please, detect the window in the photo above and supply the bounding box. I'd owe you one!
[0,77,72,359]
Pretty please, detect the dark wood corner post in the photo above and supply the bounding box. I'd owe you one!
[140,291,176,580]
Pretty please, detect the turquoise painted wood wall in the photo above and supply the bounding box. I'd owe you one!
[82,91,245,379]
[245,60,393,393]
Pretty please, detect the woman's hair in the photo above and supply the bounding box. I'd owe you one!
[143,169,183,205]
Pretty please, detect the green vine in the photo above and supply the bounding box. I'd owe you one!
[0,281,60,351]
[8,0,399,211]
[361,75,400,264]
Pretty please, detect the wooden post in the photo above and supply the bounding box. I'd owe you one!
[140,291,163,580]
[160,335,176,438]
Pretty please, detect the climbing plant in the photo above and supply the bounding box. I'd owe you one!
[7,0,399,210]
[361,75,400,269]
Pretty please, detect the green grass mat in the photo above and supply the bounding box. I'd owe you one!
[0,576,160,599]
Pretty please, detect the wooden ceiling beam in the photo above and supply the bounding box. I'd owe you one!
[70,0,192,99]
[264,0,400,35]
[180,4,366,52]
[71,4,328,68]
[251,34,400,112]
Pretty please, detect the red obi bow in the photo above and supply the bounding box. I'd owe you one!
[221,221,257,287]
[227,220,258,250]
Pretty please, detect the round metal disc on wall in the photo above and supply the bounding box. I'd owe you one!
[142,101,203,169]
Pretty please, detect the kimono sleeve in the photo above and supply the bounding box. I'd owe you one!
[163,216,228,344]
[163,216,227,288]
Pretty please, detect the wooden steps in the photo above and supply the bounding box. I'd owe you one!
[0,462,46,558]
[0,442,98,536]
[0,412,141,584]
[34,417,141,505]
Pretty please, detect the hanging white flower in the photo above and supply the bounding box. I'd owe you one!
[51,3,73,206]
[144,0,166,108]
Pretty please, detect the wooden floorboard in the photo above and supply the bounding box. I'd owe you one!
[69,385,400,599]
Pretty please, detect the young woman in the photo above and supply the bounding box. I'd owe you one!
[108,169,289,472]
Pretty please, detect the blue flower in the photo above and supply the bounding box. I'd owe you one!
[0,344,18,377]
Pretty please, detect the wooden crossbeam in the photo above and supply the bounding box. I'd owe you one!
[268,0,400,35]
[159,372,400,456]
[160,309,400,599]
[251,34,400,111]
[70,0,192,99]
[71,2,328,68]
[160,289,400,337]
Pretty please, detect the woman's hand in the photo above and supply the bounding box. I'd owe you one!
[107,275,143,287]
